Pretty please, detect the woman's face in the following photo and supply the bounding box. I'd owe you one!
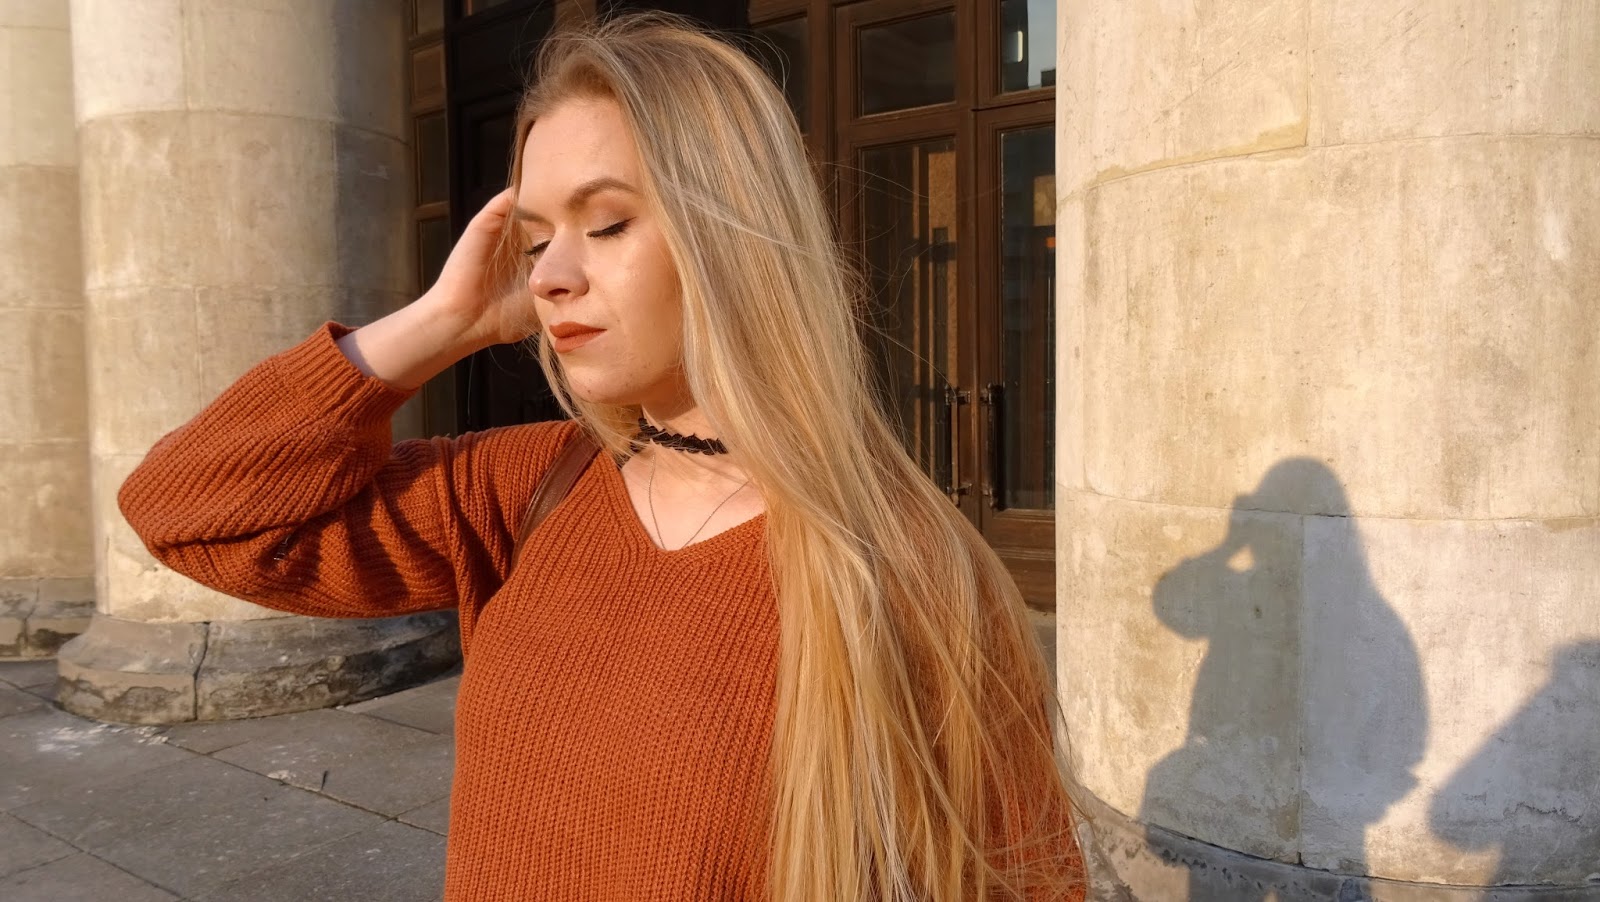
[514,97,684,408]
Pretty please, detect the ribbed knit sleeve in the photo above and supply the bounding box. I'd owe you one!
[118,322,577,623]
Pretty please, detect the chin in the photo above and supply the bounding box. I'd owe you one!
[562,371,646,408]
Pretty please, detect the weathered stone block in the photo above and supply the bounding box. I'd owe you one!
[0,308,87,444]
[0,0,70,30]
[24,587,94,656]
[0,25,76,167]
[1310,0,1600,146]
[181,1,338,124]
[67,0,185,123]
[1072,783,1600,901]
[0,614,26,658]
[335,126,414,293]
[1323,515,1600,885]
[56,615,205,724]
[0,577,93,658]
[327,0,409,139]
[1058,488,1305,863]
[195,611,460,721]
[1054,190,1086,492]
[192,287,411,398]
[1074,138,1600,520]
[0,165,82,305]
[56,611,462,725]
[1059,0,1308,192]
[78,113,340,294]
[0,444,92,577]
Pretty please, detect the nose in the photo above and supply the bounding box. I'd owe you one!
[527,232,589,301]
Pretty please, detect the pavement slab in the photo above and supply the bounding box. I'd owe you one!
[10,755,385,899]
[0,812,76,878]
[0,659,58,691]
[25,679,59,703]
[0,707,194,811]
[155,707,354,756]
[0,662,462,900]
[398,795,451,836]
[210,710,456,816]
[0,852,181,901]
[0,683,46,718]
[343,672,460,735]
[192,818,447,902]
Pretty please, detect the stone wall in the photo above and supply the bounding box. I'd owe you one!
[0,0,94,658]
[1055,1,1599,896]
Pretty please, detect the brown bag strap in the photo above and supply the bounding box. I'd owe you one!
[510,428,601,570]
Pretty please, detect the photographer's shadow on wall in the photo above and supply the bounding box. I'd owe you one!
[1429,640,1600,895]
[1138,459,1427,901]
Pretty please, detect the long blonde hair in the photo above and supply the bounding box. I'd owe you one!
[495,13,1081,900]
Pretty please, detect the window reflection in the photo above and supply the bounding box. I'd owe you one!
[859,12,956,116]
[860,139,960,491]
[999,0,1056,92]
[751,17,809,129]
[416,112,448,206]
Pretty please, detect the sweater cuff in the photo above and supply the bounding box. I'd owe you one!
[268,322,420,427]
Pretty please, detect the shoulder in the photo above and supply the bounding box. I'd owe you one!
[411,418,585,512]
[453,418,582,458]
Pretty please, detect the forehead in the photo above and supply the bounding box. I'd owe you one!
[517,97,641,206]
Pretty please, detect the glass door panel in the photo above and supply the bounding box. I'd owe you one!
[857,11,957,115]
[858,138,963,498]
[993,124,1054,511]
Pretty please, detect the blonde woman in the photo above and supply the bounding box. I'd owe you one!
[119,13,1084,902]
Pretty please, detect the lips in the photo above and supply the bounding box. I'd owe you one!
[548,322,604,353]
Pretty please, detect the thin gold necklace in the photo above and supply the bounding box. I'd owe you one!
[647,452,751,551]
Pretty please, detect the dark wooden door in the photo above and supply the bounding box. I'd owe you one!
[446,0,562,432]
[825,0,1058,608]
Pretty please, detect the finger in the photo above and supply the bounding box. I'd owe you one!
[483,186,515,213]
[466,188,518,234]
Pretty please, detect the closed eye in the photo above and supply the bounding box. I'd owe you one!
[523,219,634,258]
[589,219,632,239]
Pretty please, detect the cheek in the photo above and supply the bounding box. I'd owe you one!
[614,237,683,354]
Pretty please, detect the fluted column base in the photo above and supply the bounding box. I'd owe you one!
[1071,786,1598,902]
[55,611,459,725]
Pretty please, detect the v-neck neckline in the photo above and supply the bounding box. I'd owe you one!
[593,452,767,559]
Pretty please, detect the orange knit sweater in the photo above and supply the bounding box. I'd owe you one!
[120,323,777,900]
[119,323,1083,901]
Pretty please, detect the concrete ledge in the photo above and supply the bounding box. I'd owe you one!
[195,612,460,721]
[56,611,460,725]
[56,616,205,723]
[1069,783,1600,901]
[0,578,95,659]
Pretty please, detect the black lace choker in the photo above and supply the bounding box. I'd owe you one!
[633,417,729,455]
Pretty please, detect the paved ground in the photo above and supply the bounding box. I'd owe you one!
[0,657,459,901]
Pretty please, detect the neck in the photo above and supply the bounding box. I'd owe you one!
[636,402,751,492]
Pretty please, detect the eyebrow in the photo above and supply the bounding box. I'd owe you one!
[512,177,639,224]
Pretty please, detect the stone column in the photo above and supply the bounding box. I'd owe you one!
[58,0,453,725]
[0,2,94,659]
[1056,1,1598,898]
